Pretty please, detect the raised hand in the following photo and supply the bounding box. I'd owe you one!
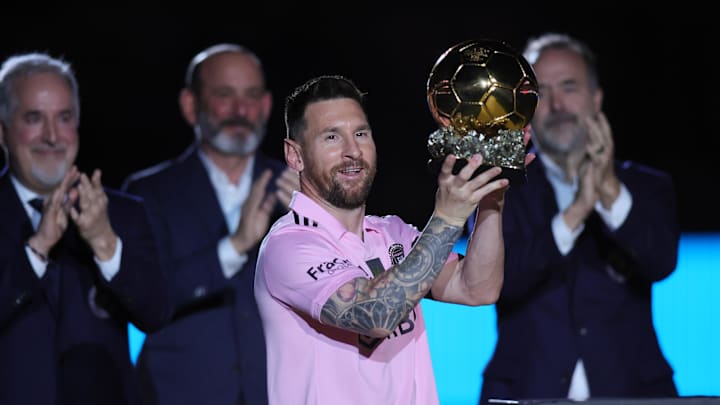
[71,169,117,261]
[27,166,81,258]
[230,169,278,255]
[434,153,509,228]
[584,111,620,208]
[274,167,300,209]
[523,125,537,168]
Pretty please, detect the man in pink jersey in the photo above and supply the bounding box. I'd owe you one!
[255,75,527,404]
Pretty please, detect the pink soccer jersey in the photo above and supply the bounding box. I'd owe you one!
[255,192,444,405]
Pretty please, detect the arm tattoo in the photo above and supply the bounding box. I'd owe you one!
[321,216,462,336]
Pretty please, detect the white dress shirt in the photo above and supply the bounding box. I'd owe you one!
[539,154,633,401]
[197,151,254,279]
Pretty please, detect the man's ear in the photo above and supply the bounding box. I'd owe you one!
[0,122,8,174]
[261,91,272,123]
[593,87,604,114]
[284,138,303,172]
[179,88,198,126]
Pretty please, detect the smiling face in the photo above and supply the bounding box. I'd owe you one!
[1,71,79,194]
[530,47,602,157]
[286,97,376,209]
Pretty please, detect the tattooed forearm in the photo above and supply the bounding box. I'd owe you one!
[321,216,463,337]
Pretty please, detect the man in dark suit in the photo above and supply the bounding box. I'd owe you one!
[478,33,680,403]
[0,53,171,405]
[122,44,298,405]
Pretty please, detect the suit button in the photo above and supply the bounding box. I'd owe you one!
[579,327,588,336]
[560,377,568,384]
[193,286,207,298]
[14,293,27,306]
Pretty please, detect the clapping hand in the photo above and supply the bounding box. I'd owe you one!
[71,169,117,260]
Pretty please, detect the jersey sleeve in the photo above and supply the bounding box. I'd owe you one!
[258,227,368,321]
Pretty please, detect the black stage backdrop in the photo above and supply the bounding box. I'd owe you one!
[2,7,714,231]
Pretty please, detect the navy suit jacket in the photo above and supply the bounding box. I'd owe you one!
[0,173,171,405]
[480,156,680,403]
[122,145,286,405]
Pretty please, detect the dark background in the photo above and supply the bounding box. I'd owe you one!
[2,8,714,232]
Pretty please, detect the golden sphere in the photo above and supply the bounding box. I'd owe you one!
[427,39,539,136]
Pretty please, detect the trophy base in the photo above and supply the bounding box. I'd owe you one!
[427,158,526,185]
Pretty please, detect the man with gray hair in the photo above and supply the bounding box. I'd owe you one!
[478,33,679,403]
[0,52,171,405]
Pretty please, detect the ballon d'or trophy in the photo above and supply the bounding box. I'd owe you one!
[427,39,539,183]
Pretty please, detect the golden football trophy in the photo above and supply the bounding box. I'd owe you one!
[427,39,539,183]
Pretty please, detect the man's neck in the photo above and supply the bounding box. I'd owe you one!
[10,174,51,199]
[200,144,251,184]
[304,190,366,240]
[541,148,586,182]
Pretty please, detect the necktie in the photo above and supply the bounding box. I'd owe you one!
[28,197,44,229]
[28,197,44,212]
[28,197,62,308]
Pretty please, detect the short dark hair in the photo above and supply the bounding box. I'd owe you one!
[523,33,600,91]
[284,75,366,141]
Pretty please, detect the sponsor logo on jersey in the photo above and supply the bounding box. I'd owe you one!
[307,258,354,280]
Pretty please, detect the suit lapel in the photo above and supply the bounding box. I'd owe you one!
[181,150,230,238]
[0,175,66,318]
[0,175,35,241]
[177,150,282,240]
[520,160,560,223]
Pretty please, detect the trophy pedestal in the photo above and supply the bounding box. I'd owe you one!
[427,158,527,185]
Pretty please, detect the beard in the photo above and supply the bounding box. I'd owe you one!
[29,156,68,188]
[304,158,376,209]
[194,111,265,156]
[533,111,587,154]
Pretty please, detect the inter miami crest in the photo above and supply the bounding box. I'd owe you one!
[388,243,405,265]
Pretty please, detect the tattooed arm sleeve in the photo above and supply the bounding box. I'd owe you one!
[320,216,462,338]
